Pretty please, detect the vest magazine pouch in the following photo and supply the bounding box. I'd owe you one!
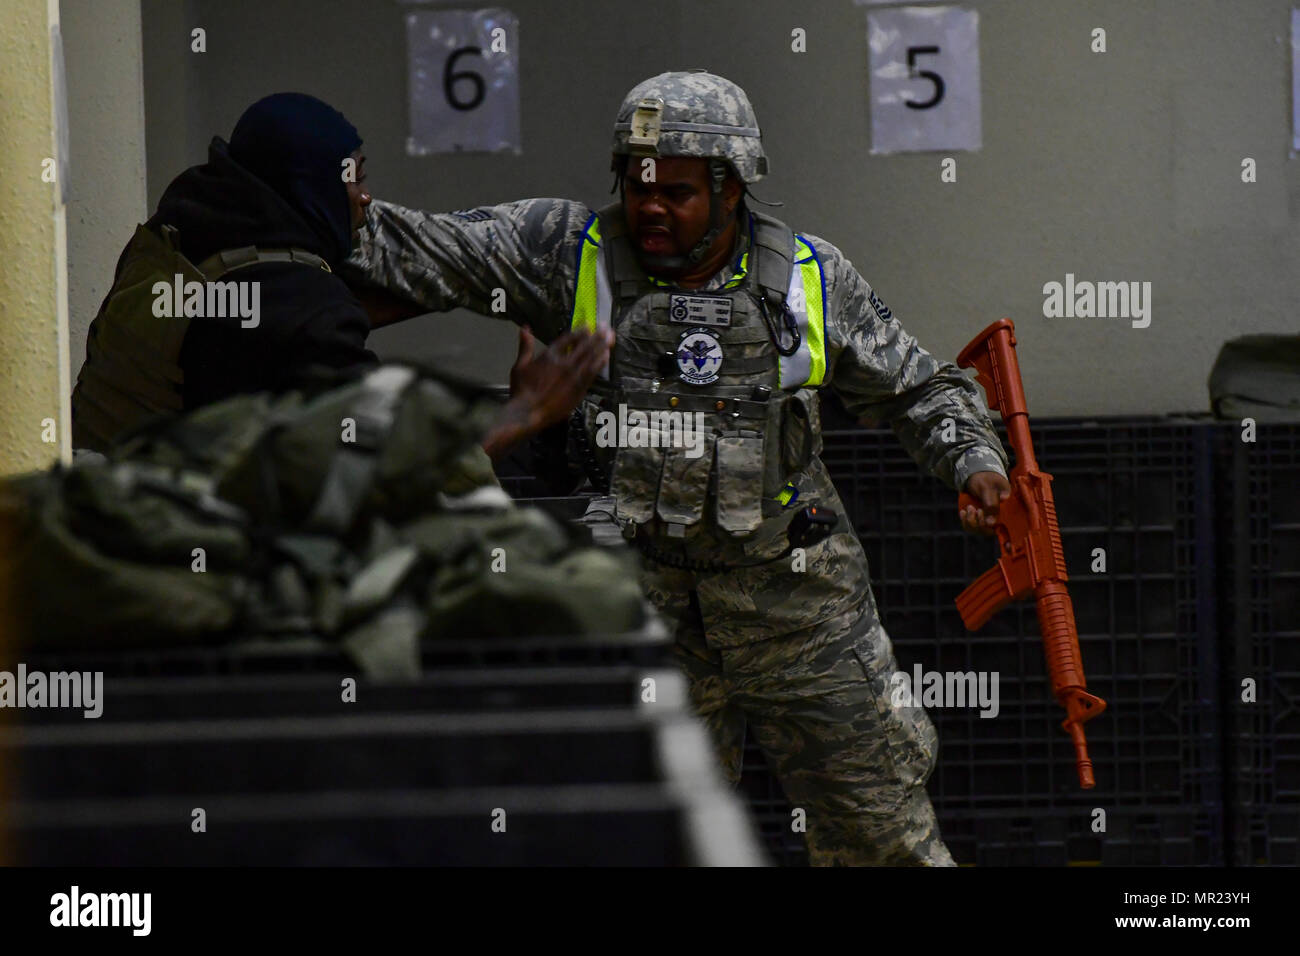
[610,440,664,526]
[576,393,617,490]
[656,436,713,528]
[780,388,822,478]
[714,433,765,535]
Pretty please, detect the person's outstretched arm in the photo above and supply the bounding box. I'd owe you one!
[341,197,593,343]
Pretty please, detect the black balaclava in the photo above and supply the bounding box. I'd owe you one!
[228,92,362,266]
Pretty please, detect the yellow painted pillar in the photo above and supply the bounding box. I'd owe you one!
[0,0,69,867]
[0,0,70,477]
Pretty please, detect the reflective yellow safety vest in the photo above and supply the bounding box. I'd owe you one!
[566,203,830,540]
[570,208,827,390]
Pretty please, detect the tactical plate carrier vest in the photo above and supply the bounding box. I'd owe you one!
[71,222,331,453]
[570,204,829,552]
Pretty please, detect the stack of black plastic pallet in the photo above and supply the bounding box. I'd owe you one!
[6,623,767,865]
[734,417,1299,866]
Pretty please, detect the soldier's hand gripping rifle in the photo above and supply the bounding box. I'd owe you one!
[955,318,1106,789]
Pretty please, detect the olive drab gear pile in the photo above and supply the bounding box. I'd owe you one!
[71,221,332,454]
[3,364,648,677]
[570,200,827,550]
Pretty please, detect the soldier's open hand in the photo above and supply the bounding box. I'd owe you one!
[960,471,1012,536]
[509,324,614,430]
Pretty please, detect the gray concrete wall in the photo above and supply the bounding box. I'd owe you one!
[140,0,203,211]
[132,0,1300,415]
[61,0,147,387]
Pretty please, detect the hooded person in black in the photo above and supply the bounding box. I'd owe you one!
[72,92,374,452]
[173,92,375,406]
[72,92,611,456]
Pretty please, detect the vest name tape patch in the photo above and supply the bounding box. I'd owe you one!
[668,292,732,328]
[677,327,723,385]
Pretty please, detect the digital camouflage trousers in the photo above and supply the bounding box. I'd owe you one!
[643,560,955,867]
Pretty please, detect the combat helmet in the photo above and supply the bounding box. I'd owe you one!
[611,69,767,183]
[611,70,768,264]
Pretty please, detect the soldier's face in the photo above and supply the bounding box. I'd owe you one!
[622,156,718,259]
[345,150,372,243]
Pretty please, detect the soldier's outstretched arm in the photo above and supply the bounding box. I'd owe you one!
[341,197,592,342]
[816,240,1008,492]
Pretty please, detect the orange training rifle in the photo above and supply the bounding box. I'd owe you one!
[955,318,1106,789]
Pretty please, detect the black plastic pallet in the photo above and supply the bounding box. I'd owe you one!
[937,807,1222,866]
[1219,424,1300,864]
[11,786,714,866]
[5,706,770,865]
[12,666,667,725]
[740,737,1225,866]
[4,664,767,866]
[7,710,677,801]
[1239,805,1300,865]
[10,626,672,680]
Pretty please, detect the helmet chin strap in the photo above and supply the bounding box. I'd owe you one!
[685,160,729,264]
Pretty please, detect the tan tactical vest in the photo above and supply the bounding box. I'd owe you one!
[571,203,827,544]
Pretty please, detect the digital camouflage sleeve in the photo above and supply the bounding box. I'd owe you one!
[344,200,1008,490]
[343,197,590,344]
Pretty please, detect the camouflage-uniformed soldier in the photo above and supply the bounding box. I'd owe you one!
[343,70,1012,866]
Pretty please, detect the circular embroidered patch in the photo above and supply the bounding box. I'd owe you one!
[676,327,723,385]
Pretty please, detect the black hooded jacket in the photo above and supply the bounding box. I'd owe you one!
[154,136,378,408]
